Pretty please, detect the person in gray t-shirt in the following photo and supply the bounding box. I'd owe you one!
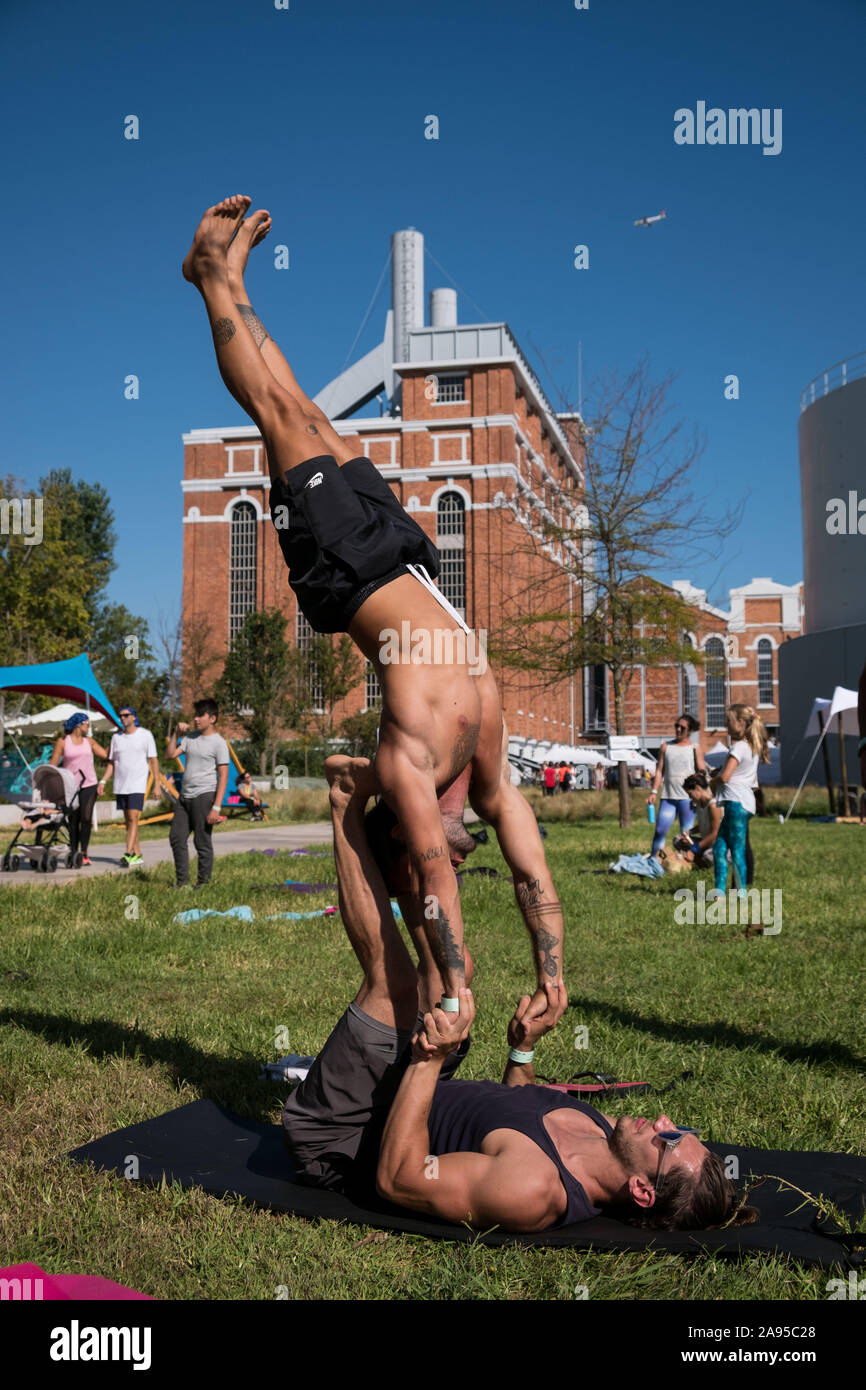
[165,698,230,887]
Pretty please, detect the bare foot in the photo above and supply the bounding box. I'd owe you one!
[182,194,252,286]
[325,755,378,806]
[226,209,272,292]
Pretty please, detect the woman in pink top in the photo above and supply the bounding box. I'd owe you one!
[50,713,109,866]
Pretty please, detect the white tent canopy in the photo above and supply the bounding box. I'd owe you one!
[507,736,653,771]
[706,740,730,758]
[4,702,118,735]
[785,686,860,821]
[803,688,859,739]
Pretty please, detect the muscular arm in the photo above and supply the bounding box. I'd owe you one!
[471,778,563,992]
[377,1055,556,1230]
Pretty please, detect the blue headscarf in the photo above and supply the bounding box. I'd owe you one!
[64,712,89,734]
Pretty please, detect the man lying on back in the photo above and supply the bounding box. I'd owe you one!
[282,757,751,1234]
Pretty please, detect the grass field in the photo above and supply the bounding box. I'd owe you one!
[0,804,863,1301]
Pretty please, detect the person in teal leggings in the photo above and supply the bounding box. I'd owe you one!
[711,704,768,896]
[713,800,751,893]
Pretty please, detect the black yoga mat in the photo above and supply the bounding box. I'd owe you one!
[68,1100,865,1268]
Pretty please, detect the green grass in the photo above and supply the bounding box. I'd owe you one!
[0,811,863,1300]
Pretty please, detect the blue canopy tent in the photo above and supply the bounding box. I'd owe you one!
[0,656,121,800]
[0,654,121,726]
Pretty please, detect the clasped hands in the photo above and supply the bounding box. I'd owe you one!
[411,980,568,1062]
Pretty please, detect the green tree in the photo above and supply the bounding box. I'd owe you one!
[0,473,90,667]
[89,602,166,734]
[39,468,117,621]
[308,635,363,740]
[339,707,382,758]
[217,609,302,774]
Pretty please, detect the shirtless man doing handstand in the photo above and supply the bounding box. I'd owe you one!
[183,194,563,1027]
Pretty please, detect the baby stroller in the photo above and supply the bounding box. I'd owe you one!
[2,764,85,873]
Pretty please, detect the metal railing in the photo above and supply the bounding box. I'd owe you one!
[800,352,866,413]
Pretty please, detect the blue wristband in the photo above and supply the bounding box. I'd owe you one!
[439,996,460,1013]
[508,1048,535,1064]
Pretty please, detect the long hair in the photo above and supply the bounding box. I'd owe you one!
[727,704,770,763]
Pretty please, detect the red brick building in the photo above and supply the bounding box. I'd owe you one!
[182,230,585,742]
[180,229,803,759]
[603,577,804,755]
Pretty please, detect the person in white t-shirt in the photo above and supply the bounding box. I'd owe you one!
[710,704,769,897]
[97,707,160,867]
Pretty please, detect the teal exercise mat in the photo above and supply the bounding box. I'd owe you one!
[67,1101,865,1266]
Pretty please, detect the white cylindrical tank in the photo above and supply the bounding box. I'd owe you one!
[798,359,866,634]
[429,287,457,327]
[391,229,424,365]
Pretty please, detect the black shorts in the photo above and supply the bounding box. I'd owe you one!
[269,455,441,634]
[281,1002,470,1199]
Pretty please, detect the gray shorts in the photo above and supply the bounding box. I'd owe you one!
[281,1001,467,1198]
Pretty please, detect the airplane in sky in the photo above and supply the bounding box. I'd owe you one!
[634,209,667,227]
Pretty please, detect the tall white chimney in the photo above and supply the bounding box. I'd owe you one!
[391,228,424,365]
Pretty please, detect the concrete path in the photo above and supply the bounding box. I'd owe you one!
[0,821,335,887]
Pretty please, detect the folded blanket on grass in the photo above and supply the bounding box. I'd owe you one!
[609,853,664,879]
[67,1100,866,1268]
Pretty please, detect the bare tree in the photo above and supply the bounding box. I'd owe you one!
[489,358,743,827]
[156,609,183,736]
[181,612,222,708]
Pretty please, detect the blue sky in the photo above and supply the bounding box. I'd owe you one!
[3,0,864,642]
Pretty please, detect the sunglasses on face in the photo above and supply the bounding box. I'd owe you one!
[675,724,688,732]
[654,1126,701,1194]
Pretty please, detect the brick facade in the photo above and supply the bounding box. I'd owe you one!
[182,377,803,753]
[181,359,586,745]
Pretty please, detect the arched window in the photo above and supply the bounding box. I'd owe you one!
[704,637,727,728]
[436,491,465,615]
[296,610,323,710]
[364,662,381,711]
[229,501,257,642]
[681,635,699,721]
[757,638,774,705]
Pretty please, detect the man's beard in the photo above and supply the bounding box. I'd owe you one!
[608,1117,639,1170]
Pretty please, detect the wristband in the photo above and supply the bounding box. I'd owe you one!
[508,1048,535,1064]
[211,804,221,812]
[439,996,460,1013]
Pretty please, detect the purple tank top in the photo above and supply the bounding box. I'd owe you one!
[427,1080,612,1227]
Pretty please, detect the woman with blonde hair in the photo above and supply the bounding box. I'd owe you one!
[711,704,769,897]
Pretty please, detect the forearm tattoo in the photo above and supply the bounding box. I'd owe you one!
[516,879,562,978]
[429,903,464,975]
[236,303,269,350]
[212,316,236,346]
[418,845,446,863]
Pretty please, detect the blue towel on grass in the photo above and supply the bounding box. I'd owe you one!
[609,853,664,879]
